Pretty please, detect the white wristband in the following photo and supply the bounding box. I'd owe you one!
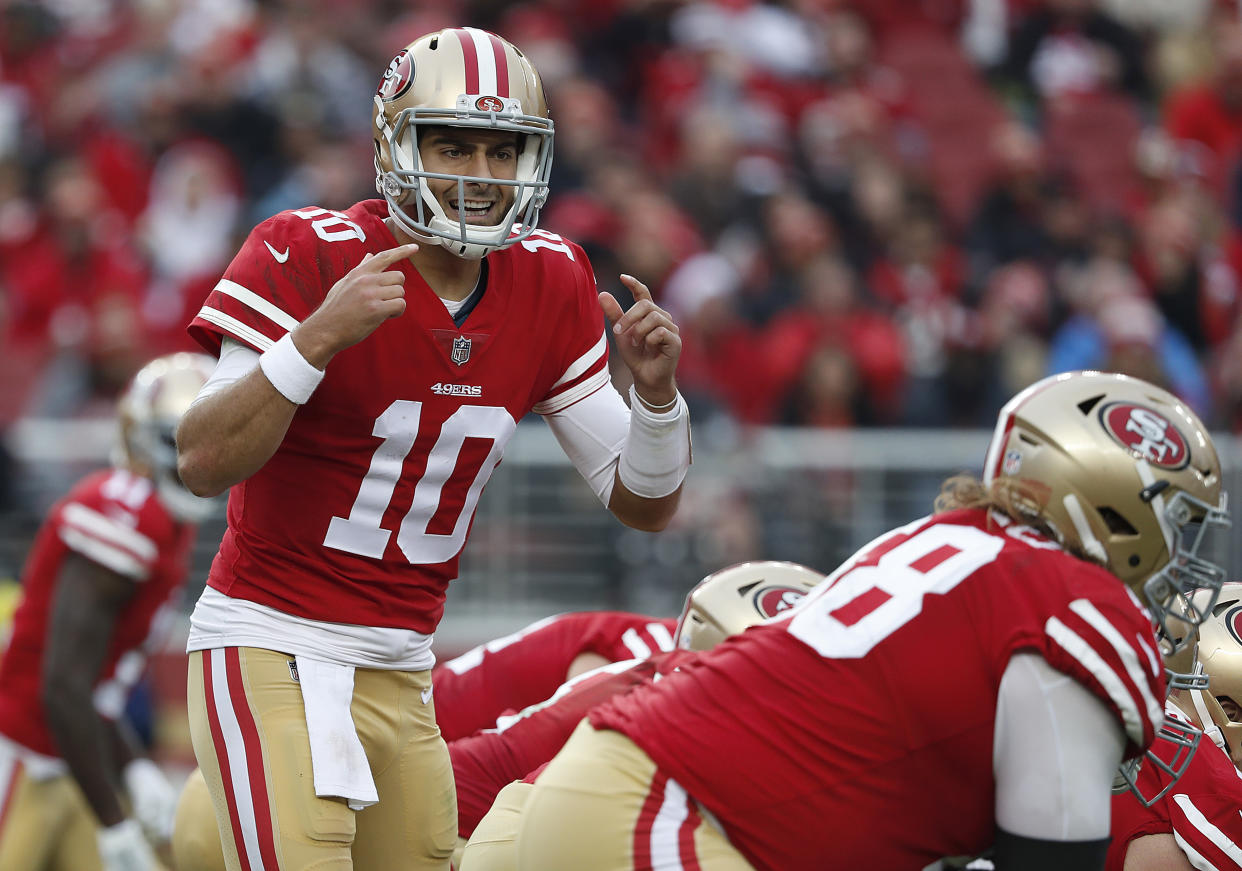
[259,333,324,405]
[618,385,691,499]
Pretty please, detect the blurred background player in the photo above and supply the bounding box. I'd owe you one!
[167,561,822,871]
[175,27,690,870]
[515,371,1230,871]
[1106,582,1242,871]
[0,352,216,871]
[433,610,678,741]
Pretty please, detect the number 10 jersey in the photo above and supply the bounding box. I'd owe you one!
[188,199,608,634]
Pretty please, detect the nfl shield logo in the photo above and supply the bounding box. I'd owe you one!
[451,336,472,365]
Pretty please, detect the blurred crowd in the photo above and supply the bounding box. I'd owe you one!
[6,0,1242,433]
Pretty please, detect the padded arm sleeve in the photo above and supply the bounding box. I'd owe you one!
[994,652,1126,841]
[542,385,629,505]
[192,338,261,405]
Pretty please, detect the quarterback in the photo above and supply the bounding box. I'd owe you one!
[167,562,822,871]
[516,372,1231,871]
[0,353,215,871]
[175,26,690,871]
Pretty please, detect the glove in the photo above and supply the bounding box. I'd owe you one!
[97,818,159,871]
[122,758,178,842]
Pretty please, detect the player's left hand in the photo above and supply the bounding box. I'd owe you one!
[600,274,681,408]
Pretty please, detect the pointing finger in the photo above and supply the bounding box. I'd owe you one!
[358,243,419,272]
[620,273,652,303]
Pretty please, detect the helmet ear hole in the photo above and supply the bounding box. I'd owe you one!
[1077,394,1105,415]
[1098,506,1138,536]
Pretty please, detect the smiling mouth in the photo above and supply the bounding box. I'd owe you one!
[446,198,498,224]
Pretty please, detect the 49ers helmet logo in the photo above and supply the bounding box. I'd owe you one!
[1226,604,1242,647]
[475,95,504,112]
[753,586,808,618]
[1100,402,1189,470]
[377,49,414,101]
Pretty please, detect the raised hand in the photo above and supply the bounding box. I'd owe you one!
[599,274,681,409]
[294,242,419,367]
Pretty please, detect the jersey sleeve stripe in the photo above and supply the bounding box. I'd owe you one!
[1068,599,1163,728]
[534,368,610,415]
[1172,794,1242,865]
[1046,616,1147,745]
[214,280,301,332]
[1172,832,1225,871]
[62,503,158,560]
[57,527,147,579]
[196,307,277,352]
[647,622,676,652]
[551,333,607,390]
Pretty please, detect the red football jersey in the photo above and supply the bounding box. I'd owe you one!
[434,611,678,742]
[451,651,694,839]
[591,508,1167,869]
[188,200,608,634]
[1107,704,1242,871]
[0,469,195,756]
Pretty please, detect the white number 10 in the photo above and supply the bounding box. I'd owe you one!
[323,401,516,563]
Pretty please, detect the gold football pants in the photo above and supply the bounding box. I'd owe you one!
[188,647,456,871]
[515,722,753,871]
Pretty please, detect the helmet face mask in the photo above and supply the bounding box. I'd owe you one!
[1143,490,1230,639]
[1171,584,1242,770]
[118,353,219,523]
[372,29,555,260]
[674,561,824,652]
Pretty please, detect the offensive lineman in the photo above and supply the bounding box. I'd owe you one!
[516,371,1231,870]
[1107,583,1242,870]
[175,26,691,871]
[434,610,678,742]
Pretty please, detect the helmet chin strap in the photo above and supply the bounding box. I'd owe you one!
[382,174,510,261]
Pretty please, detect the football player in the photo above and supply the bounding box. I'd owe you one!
[434,610,678,742]
[0,353,216,871]
[174,27,691,871]
[1107,583,1242,871]
[515,372,1231,871]
[166,562,822,871]
[455,561,822,871]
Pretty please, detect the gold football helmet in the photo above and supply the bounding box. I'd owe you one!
[983,371,1229,644]
[1171,583,1242,769]
[372,27,554,260]
[118,352,217,523]
[675,561,824,652]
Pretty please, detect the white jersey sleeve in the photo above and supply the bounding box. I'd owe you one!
[994,651,1126,841]
[542,384,629,505]
[193,338,261,405]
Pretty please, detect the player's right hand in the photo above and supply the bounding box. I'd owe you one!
[97,818,160,871]
[293,242,419,367]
